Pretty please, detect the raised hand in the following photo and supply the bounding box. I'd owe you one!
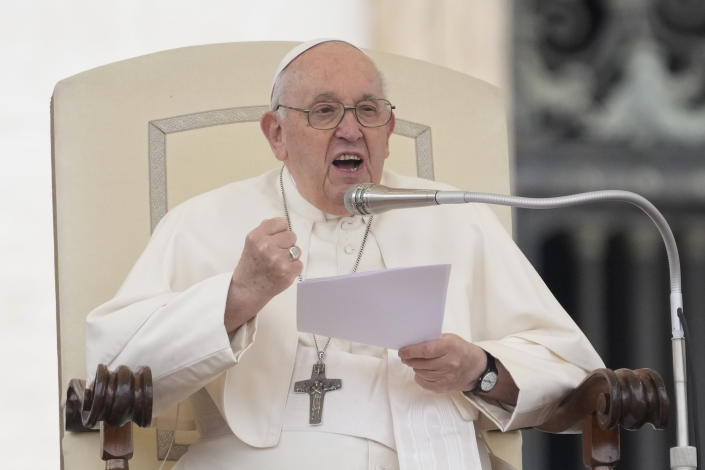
[225,218,303,332]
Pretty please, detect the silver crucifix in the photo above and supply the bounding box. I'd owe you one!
[294,362,342,425]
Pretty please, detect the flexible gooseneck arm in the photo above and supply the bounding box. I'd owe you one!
[346,182,697,468]
[433,189,695,469]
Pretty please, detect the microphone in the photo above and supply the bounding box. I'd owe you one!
[344,183,465,215]
[344,182,696,468]
[346,183,681,330]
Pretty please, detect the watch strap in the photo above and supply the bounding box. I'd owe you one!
[472,349,497,393]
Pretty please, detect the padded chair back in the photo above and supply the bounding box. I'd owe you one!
[52,41,510,469]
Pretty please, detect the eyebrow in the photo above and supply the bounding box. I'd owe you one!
[311,92,381,103]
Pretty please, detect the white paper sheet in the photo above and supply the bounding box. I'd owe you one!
[296,264,451,350]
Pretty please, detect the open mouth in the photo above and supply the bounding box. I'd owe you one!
[332,154,362,172]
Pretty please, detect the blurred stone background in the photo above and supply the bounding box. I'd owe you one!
[512,1,705,468]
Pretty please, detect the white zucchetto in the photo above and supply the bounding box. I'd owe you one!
[270,38,363,103]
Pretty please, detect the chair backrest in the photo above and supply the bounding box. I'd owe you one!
[52,41,510,469]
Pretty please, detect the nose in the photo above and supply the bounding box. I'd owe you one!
[334,107,363,141]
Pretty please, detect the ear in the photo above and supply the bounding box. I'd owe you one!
[260,111,288,162]
[383,111,395,159]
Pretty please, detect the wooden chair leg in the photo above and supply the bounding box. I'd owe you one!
[101,422,133,469]
[105,460,129,470]
[583,414,620,469]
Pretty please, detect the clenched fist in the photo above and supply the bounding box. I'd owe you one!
[224,218,303,333]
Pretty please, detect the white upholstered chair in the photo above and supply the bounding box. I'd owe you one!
[52,41,514,470]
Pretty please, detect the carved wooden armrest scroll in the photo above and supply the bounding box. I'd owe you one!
[538,368,669,469]
[66,364,153,470]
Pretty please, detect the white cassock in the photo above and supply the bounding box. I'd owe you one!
[85,167,603,470]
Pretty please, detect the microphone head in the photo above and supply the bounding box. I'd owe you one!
[345,183,441,215]
[344,183,375,215]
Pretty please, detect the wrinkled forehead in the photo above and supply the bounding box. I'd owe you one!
[272,41,384,105]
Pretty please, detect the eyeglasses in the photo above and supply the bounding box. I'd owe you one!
[276,99,395,130]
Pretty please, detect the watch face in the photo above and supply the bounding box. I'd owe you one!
[480,371,498,392]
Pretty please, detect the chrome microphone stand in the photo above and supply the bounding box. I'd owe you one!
[442,189,697,470]
[347,184,698,469]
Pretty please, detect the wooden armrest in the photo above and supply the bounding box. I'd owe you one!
[66,365,669,469]
[538,368,669,469]
[65,365,153,469]
[539,367,669,433]
[66,378,94,432]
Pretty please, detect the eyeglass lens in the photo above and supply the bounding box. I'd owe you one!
[309,100,392,129]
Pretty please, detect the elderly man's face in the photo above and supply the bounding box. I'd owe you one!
[262,42,394,215]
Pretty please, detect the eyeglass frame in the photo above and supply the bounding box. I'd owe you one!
[274,98,396,130]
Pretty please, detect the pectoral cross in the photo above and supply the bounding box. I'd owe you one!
[294,362,342,425]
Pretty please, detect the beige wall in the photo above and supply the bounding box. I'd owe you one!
[366,0,510,93]
[365,0,515,192]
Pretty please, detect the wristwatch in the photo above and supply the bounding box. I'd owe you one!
[473,350,498,393]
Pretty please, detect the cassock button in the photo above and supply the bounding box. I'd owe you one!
[344,245,355,254]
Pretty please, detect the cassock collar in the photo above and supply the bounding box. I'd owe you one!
[280,166,370,225]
